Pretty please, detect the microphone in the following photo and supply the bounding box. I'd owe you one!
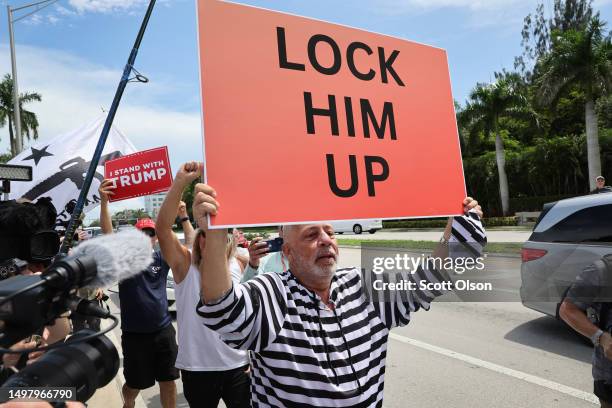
[70,229,153,288]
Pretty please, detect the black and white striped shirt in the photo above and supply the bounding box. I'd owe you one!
[196,214,485,407]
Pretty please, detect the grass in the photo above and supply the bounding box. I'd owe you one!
[336,239,523,254]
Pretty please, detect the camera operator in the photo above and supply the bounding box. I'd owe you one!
[0,339,37,383]
[0,198,71,378]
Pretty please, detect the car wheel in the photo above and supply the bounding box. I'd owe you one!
[369,230,376,234]
[353,224,363,234]
[337,232,343,234]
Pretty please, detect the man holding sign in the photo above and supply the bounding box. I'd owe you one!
[193,1,486,406]
[193,184,484,407]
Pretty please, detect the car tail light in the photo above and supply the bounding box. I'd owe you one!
[521,248,548,262]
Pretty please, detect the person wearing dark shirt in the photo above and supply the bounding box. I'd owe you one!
[591,176,612,194]
[99,180,178,408]
[560,255,612,408]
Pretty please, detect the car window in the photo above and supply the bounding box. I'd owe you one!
[531,204,612,243]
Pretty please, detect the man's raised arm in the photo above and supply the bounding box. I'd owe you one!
[373,198,486,330]
[192,183,231,302]
[192,183,287,352]
[157,162,202,284]
[98,179,115,234]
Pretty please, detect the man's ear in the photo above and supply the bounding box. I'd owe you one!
[282,242,291,259]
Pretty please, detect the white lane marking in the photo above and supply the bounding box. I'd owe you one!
[389,332,598,405]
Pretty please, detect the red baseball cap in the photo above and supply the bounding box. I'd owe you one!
[135,218,156,231]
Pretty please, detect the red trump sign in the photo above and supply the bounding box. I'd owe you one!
[104,147,173,202]
[197,0,466,228]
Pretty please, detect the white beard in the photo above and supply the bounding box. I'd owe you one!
[290,251,337,281]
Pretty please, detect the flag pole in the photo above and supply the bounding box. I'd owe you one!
[59,0,156,254]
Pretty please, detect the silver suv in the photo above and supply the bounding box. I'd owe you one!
[520,193,612,318]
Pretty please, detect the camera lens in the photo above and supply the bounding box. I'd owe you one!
[2,330,119,402]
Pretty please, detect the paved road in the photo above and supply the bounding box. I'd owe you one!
[91,246,596,407]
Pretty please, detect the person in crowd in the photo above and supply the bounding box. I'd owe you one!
[591,176,612,194]
[1,338,38,382]
[234,229,249,250]
[241,227,288,282]
[192,182,484,407]
[156,162,250,408]
[98,180,178,408]
[177,200,196,248]
[231,229,249,273]
[560,255,612,408]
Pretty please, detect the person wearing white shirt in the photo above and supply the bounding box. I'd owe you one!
[156,162,250,408]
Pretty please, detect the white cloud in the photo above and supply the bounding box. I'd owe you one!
[371,0,539,30]
[67,0,147,14]
[0,44,202,215]
[16,0,173,29]
[375,0,532,13]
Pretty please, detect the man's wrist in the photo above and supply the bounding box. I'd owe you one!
[248,261,260,269]
[174,178,191,190]
[179,216,190,223]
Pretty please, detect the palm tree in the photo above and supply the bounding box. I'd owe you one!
[460,75,533,215]
[0,73,42,156]
[536,17,612,190]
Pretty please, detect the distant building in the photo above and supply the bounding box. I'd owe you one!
[144,193,167,220]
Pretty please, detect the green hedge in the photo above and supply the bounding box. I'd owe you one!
[383,219,448,228]
[484,217,520,227]
[383,216,519,229]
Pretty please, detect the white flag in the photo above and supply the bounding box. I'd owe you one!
[8,116,137,230]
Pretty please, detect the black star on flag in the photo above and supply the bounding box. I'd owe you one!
[23,145,54,166]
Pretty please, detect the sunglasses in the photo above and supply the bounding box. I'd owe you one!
[142,229,156,238]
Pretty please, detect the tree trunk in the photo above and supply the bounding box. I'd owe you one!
[495,124,510,216]
[585,99,602,190]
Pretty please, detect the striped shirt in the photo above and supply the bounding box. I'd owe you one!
[196,214,485,407]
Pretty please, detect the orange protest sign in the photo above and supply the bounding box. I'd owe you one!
[197,0,466,228]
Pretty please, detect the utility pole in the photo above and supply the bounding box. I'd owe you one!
[7,5,22,154]
[7,0,60,155]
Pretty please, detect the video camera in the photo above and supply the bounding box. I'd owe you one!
[0,197,120,403]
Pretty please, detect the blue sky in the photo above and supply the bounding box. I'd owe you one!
[1,0,612,219]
